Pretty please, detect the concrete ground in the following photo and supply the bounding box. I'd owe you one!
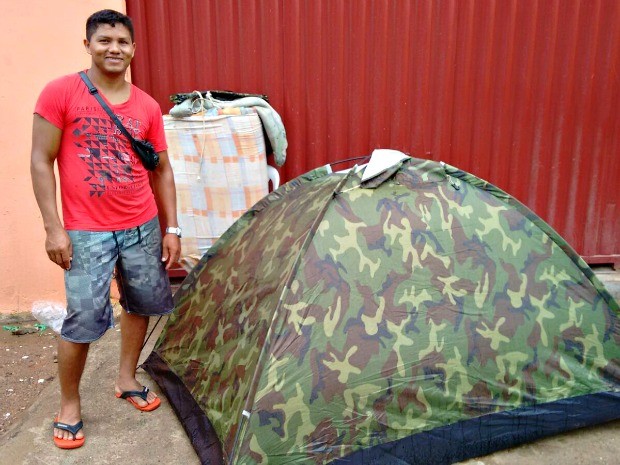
[0,321,201,465]
[1,267,618,465]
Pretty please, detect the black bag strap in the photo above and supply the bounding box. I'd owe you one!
[78,71,137,144]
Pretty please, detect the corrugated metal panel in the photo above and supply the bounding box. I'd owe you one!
[126,0,620,264]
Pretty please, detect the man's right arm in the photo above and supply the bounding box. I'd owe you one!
[30,114,73,270]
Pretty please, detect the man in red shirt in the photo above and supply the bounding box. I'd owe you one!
[30,10,181,449]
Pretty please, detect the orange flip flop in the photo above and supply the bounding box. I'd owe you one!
[116,386,161,412]
[53,417,85,449]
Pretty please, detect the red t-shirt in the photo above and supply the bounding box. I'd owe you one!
[34,72,167,231]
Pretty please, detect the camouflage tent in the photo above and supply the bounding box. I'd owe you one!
[143,151,620,465]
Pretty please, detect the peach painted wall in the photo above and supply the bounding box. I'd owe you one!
[0,0,126,315]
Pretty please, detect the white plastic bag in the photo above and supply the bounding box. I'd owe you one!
[31,301,66,334]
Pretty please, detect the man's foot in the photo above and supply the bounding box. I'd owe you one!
[54,399,84,442]
[115,381,160,412]
[53,417,85,449]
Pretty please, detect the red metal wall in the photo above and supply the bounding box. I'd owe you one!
[126,0,620,264]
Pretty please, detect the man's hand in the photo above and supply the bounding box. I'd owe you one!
[45,227,73,270]
[161,233,181,270]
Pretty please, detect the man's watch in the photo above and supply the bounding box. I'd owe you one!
[165,226,182,238]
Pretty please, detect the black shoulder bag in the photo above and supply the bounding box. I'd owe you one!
[78,71,159,171]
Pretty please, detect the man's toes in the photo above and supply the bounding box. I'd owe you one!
[54,427,83,441]
[132,395,148,407]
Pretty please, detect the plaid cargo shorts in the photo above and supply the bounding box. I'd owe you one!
[62,216,174,343]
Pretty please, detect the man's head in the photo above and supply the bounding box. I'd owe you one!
[84,10,136,76]
[86,9,134,42]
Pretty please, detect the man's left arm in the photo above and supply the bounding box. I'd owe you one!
[151,150,181,270]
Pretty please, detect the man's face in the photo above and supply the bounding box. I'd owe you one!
[84,23,135,75]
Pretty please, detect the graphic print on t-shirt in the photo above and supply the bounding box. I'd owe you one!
[72,116,138,197]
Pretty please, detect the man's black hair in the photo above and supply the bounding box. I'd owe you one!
[86,9,134,42]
